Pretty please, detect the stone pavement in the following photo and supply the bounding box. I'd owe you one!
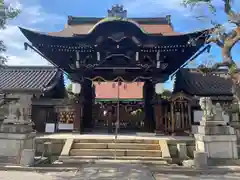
[1,164,240,180]
[0,164,155,180]
[154,172,240,179]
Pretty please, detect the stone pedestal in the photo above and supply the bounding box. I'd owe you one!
[230,116,240,145]
[195,99,238,159]
[0,123,34,133]
[194,123,238,159]
[177,143,187,159]
[20,149,35,166]
[0,122,36,165]
[194,151,208,168]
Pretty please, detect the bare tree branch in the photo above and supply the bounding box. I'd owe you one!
[182,0,240,104]
[206,37,224,47]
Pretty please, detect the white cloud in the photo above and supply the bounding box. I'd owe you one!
[18,5,65,25]
[123,0,189,16]
[6,54,51,66]
[123,0,240,19]
[0,26,51,66]
[0,0,64,66]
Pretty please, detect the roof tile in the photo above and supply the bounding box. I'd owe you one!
[0,66,60,92]
[173,68,232,96]
[48,23,177,37]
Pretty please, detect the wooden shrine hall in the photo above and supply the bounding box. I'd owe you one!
[18,4,211,134]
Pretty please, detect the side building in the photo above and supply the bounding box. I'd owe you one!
[173,68,234,124]
[0,66,66,132]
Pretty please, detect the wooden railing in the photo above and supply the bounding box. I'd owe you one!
[155,92,192,135]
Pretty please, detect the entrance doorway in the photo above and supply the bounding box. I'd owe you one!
[92,102,144,133]
[81,79,155,134]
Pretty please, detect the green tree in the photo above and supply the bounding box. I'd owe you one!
[182,0,240,101]
[66,83,75,98]
[0,0,20,65]
[162,89,172,98]
[66,83,72,92]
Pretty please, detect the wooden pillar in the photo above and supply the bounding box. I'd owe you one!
[73,95,82,133]
[143,80,155,132]
[154,102,163,134]
[107,106,114,133]
[170,102,175,134]
[187,102,191,131]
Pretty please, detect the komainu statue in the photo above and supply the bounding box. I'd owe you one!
[199,97,215,120]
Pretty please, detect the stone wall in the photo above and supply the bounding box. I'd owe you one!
[35,138,65,156]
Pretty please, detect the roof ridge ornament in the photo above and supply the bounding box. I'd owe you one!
[107,4,127,18]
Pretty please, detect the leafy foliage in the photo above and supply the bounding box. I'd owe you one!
[0,0,20,65]
[157,89,172,99]
[182,0,217,13]
[66,83,72,92]
[182,0,240,102]
[182,0,239,71]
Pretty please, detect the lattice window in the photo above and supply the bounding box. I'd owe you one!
[58,111,75,124]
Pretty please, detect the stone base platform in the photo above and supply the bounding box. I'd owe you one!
[0,124,33,133]
[195,134,238,159]
[35,133,196,165]
[0,132,36,164]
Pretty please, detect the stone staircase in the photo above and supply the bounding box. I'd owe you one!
[59,138,172,164]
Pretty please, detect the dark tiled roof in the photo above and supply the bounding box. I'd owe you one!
[0,66,61,92]
[173,68,233,96]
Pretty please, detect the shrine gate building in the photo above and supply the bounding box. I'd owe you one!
[18,5,209,134]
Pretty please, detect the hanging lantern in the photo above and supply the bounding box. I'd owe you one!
[72,82,81,94]
[124,84,127,89]
[155,83,164,95]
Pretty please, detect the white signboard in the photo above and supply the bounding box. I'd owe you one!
[45,123,55,133]
[58,123,73,130]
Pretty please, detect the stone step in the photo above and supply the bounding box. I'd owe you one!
[74,139,159,144]
[59,156,170,165]
[70,149,162,157]
[72,143,160,150]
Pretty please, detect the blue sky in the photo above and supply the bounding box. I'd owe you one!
[1,0,240,90]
